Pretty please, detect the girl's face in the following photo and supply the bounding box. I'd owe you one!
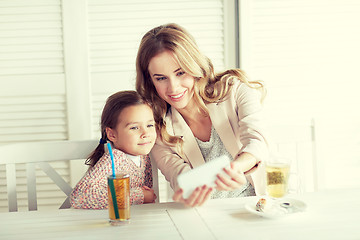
[148,50,195,111]
[106,104,156,156]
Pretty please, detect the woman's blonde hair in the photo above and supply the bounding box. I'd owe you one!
[136,23,265,151]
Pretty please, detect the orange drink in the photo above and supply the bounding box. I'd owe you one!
[108,174,130,225]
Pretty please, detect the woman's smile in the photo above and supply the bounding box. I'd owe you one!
[169,90,187,101]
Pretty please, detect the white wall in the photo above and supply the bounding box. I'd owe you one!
[239,0,360,190]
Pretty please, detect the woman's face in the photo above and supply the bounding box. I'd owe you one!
[148,50,195,111]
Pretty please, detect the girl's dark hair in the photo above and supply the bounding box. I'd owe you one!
[85,91,151,167]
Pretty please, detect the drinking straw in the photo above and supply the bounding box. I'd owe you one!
[106,142,119,219]
[107,142,116,178]
[108,178,120,219]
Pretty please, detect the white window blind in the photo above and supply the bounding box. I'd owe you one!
[1,0,229,208]
[0,0,67,143]
[87,0,226,138]
[240,0,360,190]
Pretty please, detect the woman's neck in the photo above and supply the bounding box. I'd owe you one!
[176,103,212,141]
[176,97,205,123]
[180,108,207,125]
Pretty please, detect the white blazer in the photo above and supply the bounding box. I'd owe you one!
[150,81,269,195]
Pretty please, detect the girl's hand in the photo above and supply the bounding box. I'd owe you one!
[215,161,247,191]
[172,185,213,207]
[142,187,157,203]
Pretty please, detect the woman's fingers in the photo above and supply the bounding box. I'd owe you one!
[186,186,213,207]
[215,163,247,191]
[173,186,212,207]
[196,186,213,206]
[216,172,239,189]
[224,168,247,185]
[172,188,184,202]
[215,178,229,191]
[184,187,201,207]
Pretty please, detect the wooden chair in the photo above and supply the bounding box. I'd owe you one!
[150,156,160,203]
[266,119,318,193]
[0,140,98,212]
[149,152,174,203]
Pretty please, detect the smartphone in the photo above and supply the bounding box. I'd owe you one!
[177,155,231,199]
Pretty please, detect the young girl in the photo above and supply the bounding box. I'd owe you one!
[70,91,157,209]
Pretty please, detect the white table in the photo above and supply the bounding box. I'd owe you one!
[0,188,359,240]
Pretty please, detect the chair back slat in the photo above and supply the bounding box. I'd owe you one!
[26,162,37,211]
[38,162,73,195]
[6,163,17,212]
[60,196,71,209]
[150,155,159,203]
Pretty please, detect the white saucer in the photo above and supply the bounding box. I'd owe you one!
[245,197,307,219]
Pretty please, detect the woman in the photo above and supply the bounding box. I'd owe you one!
[136,23,268,207]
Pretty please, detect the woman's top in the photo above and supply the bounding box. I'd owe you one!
[195,126,256,199]
[70,148,153,209]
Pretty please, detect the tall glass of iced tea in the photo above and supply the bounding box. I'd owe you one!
[108,173,130,225]
[265,157,290,198]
